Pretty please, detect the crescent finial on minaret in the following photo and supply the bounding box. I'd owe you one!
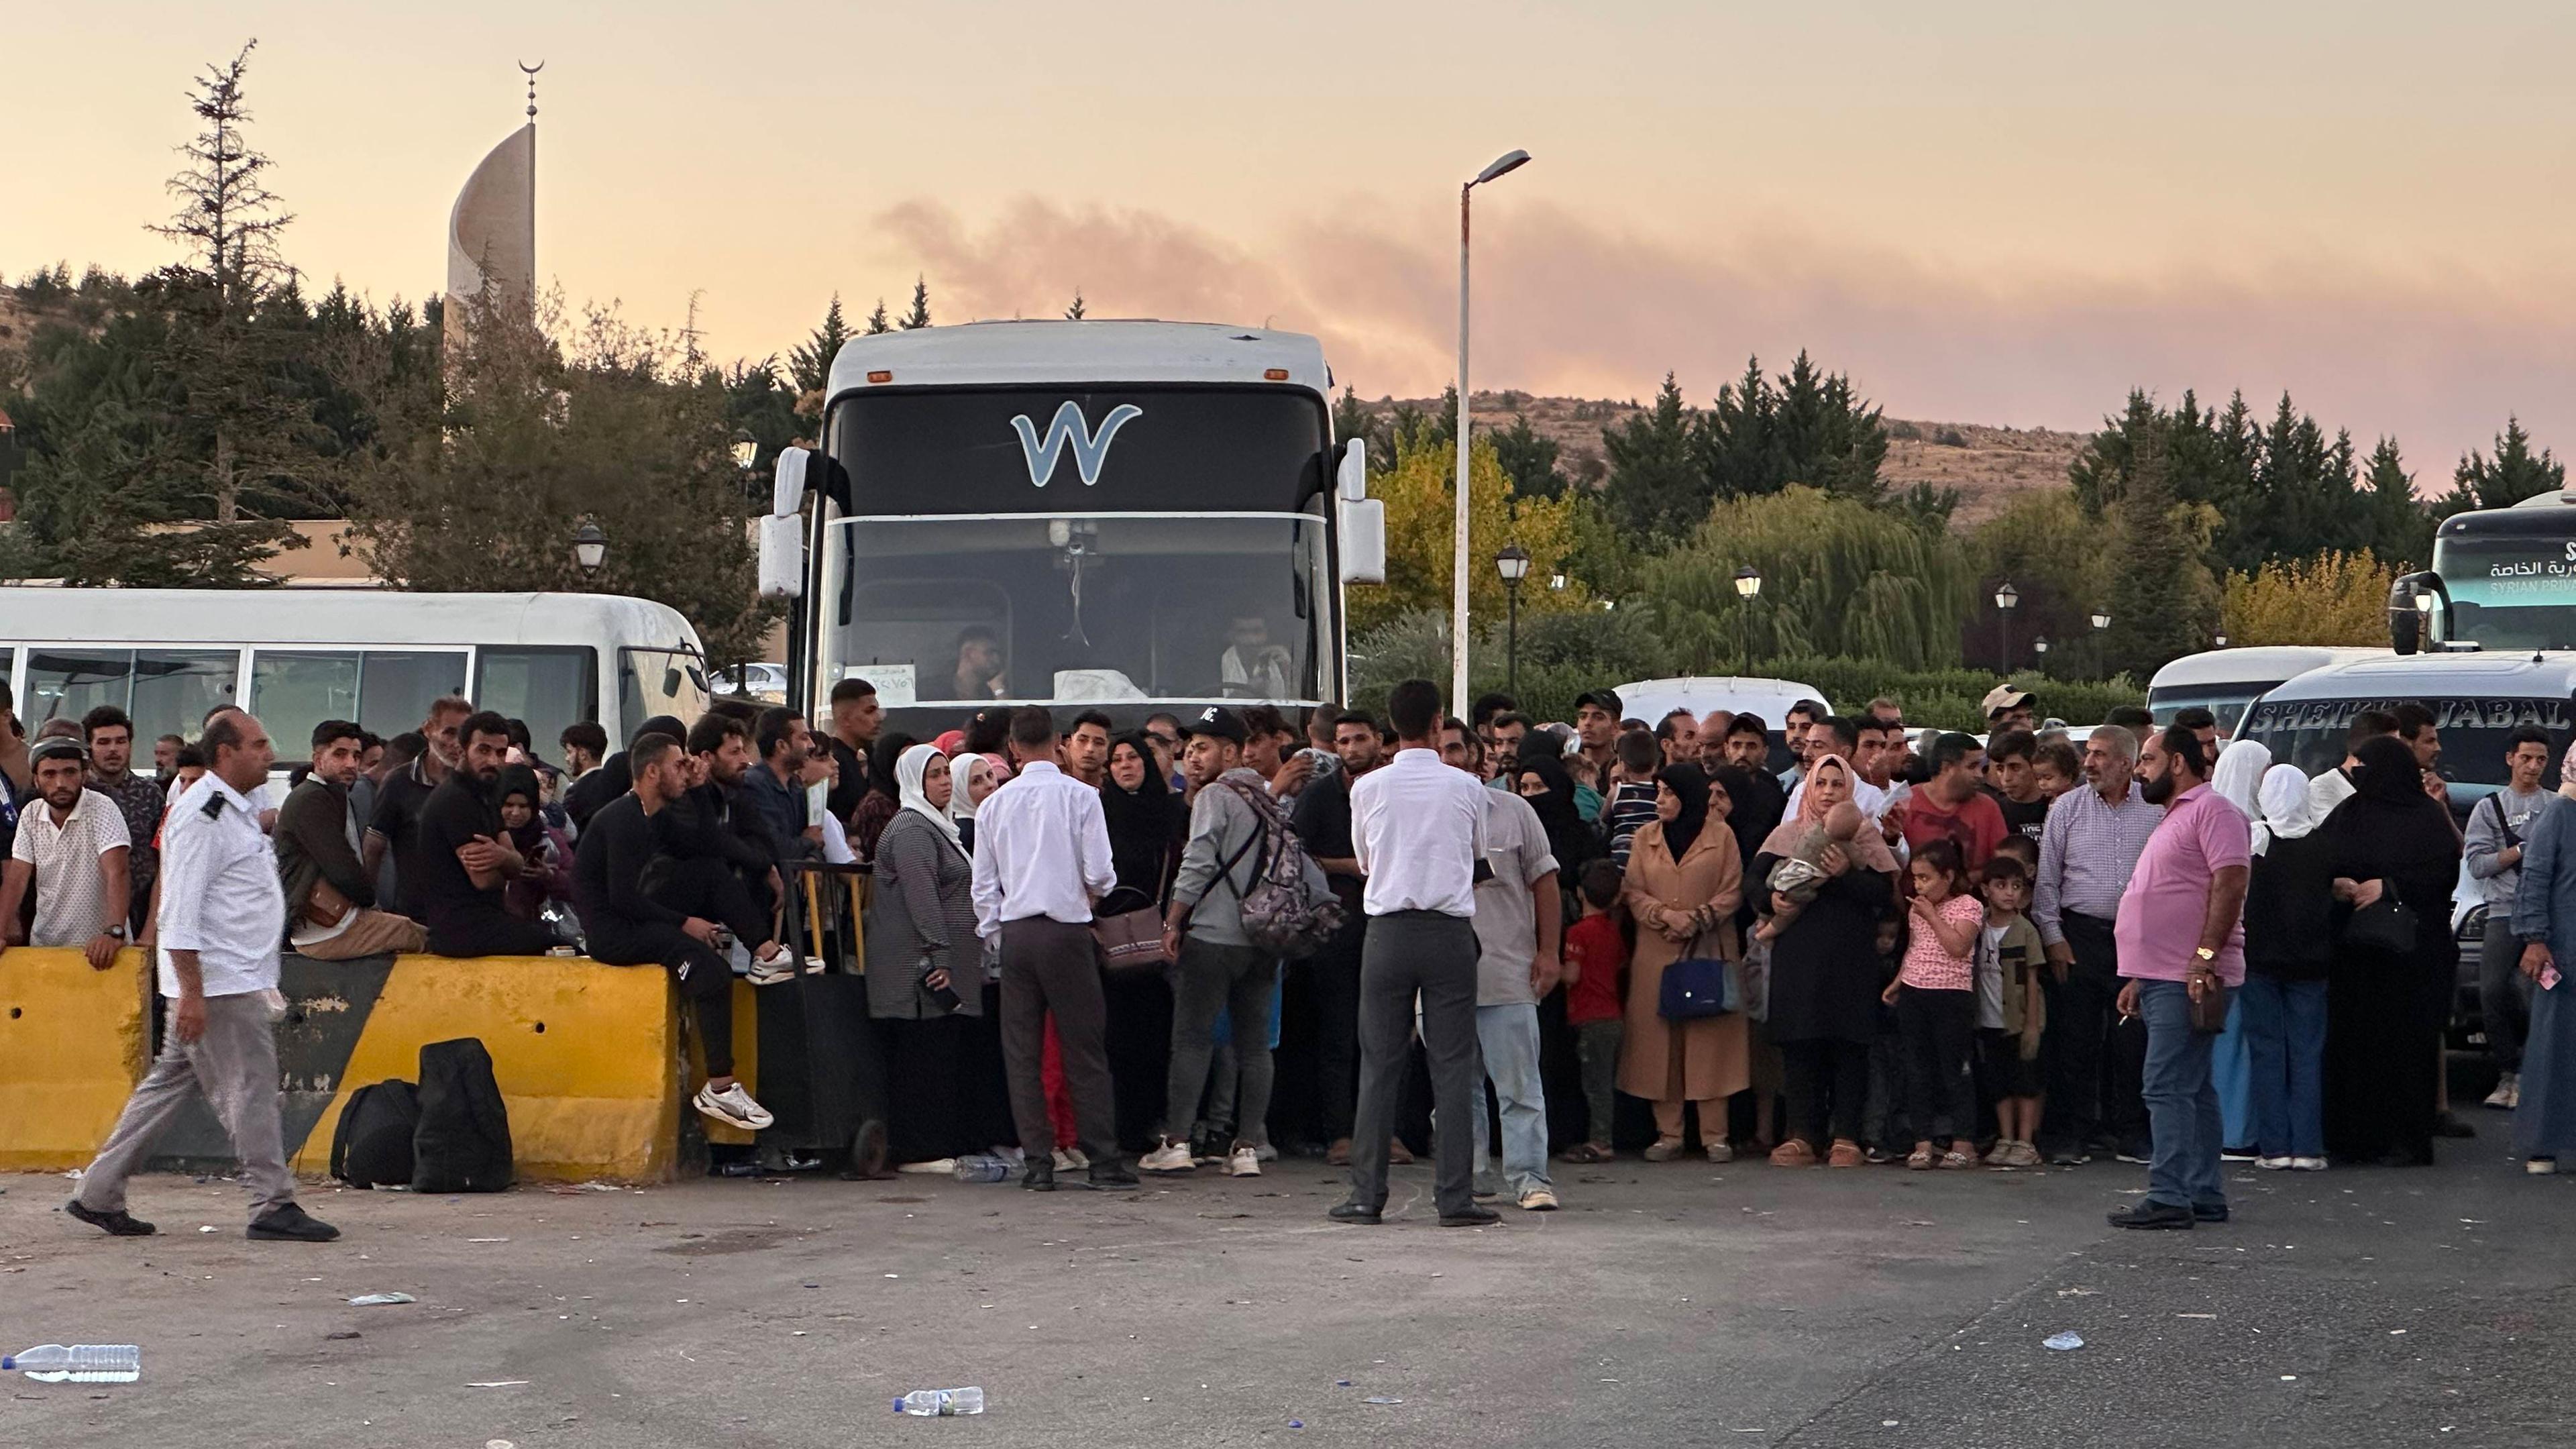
[519,60,543,121]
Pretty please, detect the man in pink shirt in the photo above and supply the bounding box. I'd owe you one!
[2107,725,2250,1230]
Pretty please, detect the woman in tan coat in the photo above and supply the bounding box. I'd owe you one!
[1619,765,1749,1161]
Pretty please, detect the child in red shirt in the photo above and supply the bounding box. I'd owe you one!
[1562,859,1629,1162]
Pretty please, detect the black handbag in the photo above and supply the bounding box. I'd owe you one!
[1656,930,1739,1020]
[2343,892,2419,955]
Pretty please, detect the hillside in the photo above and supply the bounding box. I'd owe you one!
[1364,390,2090,527]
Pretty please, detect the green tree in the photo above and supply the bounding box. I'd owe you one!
[900,277,931,330]
[788,294,849,394]
[1064,290,1086,320]
[2361,437,2434,568]
[2442,417,2563,518]
[1599,373,1702,540]
[864,298,892,335]
[2221,550,2395,647]
[1348,432,1584,634]
[1491,413,1565,500]
[2103,422,2216,680]
[1970,488,2109,674]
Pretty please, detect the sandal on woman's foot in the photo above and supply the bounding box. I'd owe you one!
[1643,1137,1684,1163]
[1768,1139,1818,1167]
[1906,1144,1936,1171]
[1939,1147,1978,1170]
[1826,1139,1866,1168]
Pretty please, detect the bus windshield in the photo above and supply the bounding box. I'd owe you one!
[830,513,1330,716]
[2432,533,2576,650]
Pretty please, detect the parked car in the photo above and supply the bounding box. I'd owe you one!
[713,661,788,702]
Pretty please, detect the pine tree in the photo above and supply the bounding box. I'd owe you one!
[1600,374,1705,541]
[788,294,850,394]
[864,298,892,335]
[2104,422,2213,679]
[1492,413,1566,500]
[148,40,292,305]
[2442,417,2564,517]
[1065,290,1086,320]
[2362,437,2434,567]
[900,276,931,329]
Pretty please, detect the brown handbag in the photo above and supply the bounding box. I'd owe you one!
[304,879,354,930]
[1091,885,1171,973]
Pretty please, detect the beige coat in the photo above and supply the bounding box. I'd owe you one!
[1617,820,1750,1104]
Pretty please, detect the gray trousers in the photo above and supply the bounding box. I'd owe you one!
[1346,910,1483,1217]
[2481,921,2533,1073]
[78,993,294,1221]
[998,917,1116,1160]
[1165,938,1278,1144]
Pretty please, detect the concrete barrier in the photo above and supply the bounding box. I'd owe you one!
[0,947,150,1171]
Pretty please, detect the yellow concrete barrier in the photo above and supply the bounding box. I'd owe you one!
[0,947,150,1172]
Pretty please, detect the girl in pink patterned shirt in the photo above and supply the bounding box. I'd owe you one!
[1885,840,1984,1169]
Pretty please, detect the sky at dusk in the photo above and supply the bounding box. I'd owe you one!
[13,3,2576,478]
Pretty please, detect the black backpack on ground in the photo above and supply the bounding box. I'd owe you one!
[329,1079,420,1189]
[412,1038,515,1193]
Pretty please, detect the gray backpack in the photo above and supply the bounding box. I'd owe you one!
[1213,778,1344,958]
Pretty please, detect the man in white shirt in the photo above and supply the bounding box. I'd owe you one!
[0,737,130,968]
[67,711,340,1242]
[970,706,1136,1191]
[1332,680,1497,1228]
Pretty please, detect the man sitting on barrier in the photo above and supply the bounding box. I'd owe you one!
[659,714,800,986]
[413,710,559,959]
[573,731,781,1130]
[276,718,427,961]
[0,735,131,969]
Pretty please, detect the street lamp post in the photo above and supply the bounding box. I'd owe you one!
[2090,610,2110,680]
[2033,636,2051,674]
[1734,565,1763,676]
[1451,147,1532,713]
[1993,581,2020,671]
[1495,543,1532,696]
[573,520,606,575]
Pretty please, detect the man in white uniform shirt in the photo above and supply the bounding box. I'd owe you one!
[1332,680,1497,1228]
[971,706,1138,1191]
[66,712,339,1242]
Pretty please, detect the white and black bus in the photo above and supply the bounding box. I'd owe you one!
[759,321,1386,739]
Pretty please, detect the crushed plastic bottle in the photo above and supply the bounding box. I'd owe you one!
[894,1387,985,1416]
[951,1154,1014,1183]
[2043,1331,2086,1351]
[5,1345,140,1383]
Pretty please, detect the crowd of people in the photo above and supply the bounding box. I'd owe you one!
[6,664,2571,1238]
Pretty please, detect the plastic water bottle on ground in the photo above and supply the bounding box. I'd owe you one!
[6,1345,141,1383]
[894,1387,985,1416]
[952,1153,1013,1183]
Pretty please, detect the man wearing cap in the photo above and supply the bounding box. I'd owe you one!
[1146,706,1313,1177]
[0,736,131,969]
[1984,686,2038,735]
[1572,688,1625,796]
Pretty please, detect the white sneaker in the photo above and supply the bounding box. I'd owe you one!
[2290,1156,2328,1172]
[1051,1149,1078,1173]
[1706,1141,1734,1165]
[743,947,797,986]
[1062,1147,1091,1171]
[1517,1187,1560,1212]
[1138,1140,1196,1173]
[1226,1144,1262,1177]
[2485,1073,2520,1110]
[2255,1156,2293,1171]
[2528,1157,2559,1175]
[694,1081,774,1131]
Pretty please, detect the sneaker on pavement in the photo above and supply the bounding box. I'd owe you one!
[1063,1147,1091,1171]
[2114,1144,2152,1165]
[2255,1155,2294,1170]
[1706,1140,1735,1165]
[2004,1141,2044,1169]
[1517,1187,1560,1212]
[64,1199,155,1236]
[2045,1146,2091,1167]
[2289,1156,2328,1171]
[246,1202,341,1242]
[1982,1140,2016,1166]
[1226,1144,1262,1177]
[1139,1139,1196,1174]
[694,1081,775,1131]
[2529,1157,2559,1175]
[2486,1073,2520,1110]
[1051,1149,1079,1173]
[2219,1145,2258,1163]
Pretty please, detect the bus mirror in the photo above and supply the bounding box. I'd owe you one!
[773,447,810,516]
[1338,438,1368,502]
[2389,606,2420,655]
[757,515,805,599]
[1339,497,1386,584]
[2387,571,2434,655]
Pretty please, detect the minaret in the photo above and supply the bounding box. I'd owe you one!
[444,64,541,350]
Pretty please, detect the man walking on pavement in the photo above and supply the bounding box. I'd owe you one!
[971,707,1138,1191]
[1333,679,1497,1228]
[66,711,339,1242]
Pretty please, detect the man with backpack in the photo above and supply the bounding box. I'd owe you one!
[1148,707,1329,1177]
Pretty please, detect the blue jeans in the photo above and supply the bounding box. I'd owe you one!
[1469,1003,1552,1195]
[2137,979,2222,1211]
[2212,994,2250,1148]
[2236,975,2326,1159]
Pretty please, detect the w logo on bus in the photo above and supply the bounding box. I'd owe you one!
[1010,401,1143,488]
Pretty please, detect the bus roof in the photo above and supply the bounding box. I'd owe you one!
[2148,645,2384,690]
[0,587,704,651]
[826,321,1330,404]
[2251,649,2576,702]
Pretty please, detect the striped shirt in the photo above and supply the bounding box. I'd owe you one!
[1605,781,1659,868]
[2032,778,2162,947]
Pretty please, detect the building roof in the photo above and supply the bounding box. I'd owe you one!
[826,320,1330,405]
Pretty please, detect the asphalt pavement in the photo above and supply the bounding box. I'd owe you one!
[0,1135,2566,1448]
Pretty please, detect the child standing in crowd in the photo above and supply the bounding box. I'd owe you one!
[1886,840,1982,1169]
[1755,799,1867,942]
[1560,859,1629,1163]
[2030,739,2082,803]
[1973,856,2047,1167]
[1604,730,1663,868]
[1861,912,1910,1163]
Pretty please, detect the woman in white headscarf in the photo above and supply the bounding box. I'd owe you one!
[867,746,1008,1161]
[2206,739,2271,1157]
[949,752,1011,854]
[2239,762,2337,1168]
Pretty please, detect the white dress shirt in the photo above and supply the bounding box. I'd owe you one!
[970,760,1116,938]
[1350,747,1489,918]
[155,773,286,1000]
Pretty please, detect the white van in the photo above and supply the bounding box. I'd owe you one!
[2147,645,2385,737]
[2233,651,2572,802]
[0,588,710,768]
[1611,676,1828,771]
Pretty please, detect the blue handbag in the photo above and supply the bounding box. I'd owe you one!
[1657,930,1739,1020]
